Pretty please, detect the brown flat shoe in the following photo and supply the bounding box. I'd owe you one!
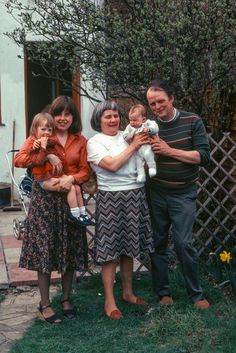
[159,296,173,306]
[194,299,210,310]
[104,308,122,320]
[122,297,148,307]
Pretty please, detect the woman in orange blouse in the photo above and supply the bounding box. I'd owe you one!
[19,111,93,226]
[14,96,91,324]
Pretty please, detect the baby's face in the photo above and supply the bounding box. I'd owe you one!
[129,112,146,128]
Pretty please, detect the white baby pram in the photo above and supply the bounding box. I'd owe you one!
[5,149,32,240]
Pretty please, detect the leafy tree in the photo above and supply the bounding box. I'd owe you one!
[5,0,236,132]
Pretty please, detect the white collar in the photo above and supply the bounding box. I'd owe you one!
[158,108,178,123]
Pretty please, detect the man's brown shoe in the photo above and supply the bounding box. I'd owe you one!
[159,296,173,306]
[194,299,210,310]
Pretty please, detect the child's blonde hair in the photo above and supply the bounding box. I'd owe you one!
[30,112,55,137]
[129,104,146,117]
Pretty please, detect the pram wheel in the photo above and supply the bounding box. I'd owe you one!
[13,218,25,240]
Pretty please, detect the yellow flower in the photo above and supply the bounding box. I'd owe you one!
[219,251,232,264]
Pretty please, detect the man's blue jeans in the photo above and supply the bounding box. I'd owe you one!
[147,184,204,303]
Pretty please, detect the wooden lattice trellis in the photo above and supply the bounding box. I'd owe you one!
[194,133,236,256]
[82,133,236,276]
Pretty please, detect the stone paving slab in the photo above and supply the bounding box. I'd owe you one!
[0,286,58,353]
[0,207,94,353]
[7,264,64,287]
[7,264,38,286]
[0,249,4,263]
[0,264,8,289]
[0,209,32,288]
[4,249,22,265]
[1,237,22,248]
[0,210,24,237]
[0,209,87,288]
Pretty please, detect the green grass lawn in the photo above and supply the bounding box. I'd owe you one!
[10,271,236,353]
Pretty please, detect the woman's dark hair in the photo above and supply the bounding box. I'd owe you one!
[90,101,121,132]
[148,79,174,98]
[49,96,82,133]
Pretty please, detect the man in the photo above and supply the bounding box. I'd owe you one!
[146,78,210,309]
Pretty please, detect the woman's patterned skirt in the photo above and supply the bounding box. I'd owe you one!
[95,187,153,264]
[19,181,87,274]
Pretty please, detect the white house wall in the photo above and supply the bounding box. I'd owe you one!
[0,0,26,185]
[0,0,98,189]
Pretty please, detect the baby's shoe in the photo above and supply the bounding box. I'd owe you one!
[148,168,156,177]
[137,174,146,183]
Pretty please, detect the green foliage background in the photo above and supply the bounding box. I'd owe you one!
[5,0,236,132]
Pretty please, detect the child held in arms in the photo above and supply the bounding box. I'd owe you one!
[123,104,159,182]
[24,112,94,226]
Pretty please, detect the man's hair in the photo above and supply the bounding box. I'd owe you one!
[129,104,146,117]
[148,79,174,98]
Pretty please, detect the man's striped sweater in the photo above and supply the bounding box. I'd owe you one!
[149,110,210,189]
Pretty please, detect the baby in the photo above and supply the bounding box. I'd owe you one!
[123,104,159,183]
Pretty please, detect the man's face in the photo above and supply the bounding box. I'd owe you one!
[147,89,174,121]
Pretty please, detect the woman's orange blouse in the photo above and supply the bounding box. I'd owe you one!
[14,133,92,185]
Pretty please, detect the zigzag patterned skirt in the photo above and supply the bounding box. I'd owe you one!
[95,187,153,264]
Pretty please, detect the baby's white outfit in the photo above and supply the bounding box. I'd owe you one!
[123,119,159,182]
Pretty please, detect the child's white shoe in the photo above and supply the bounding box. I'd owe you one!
[137,174,146,183]
[148,168,156,177]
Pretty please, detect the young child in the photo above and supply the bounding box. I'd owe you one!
[24,112,94,226]
[123,104,159,182]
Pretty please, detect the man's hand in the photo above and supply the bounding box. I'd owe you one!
[150,135,171,156]
[150,135,201,164]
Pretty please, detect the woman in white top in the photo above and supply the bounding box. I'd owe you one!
[87,101,153,320]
